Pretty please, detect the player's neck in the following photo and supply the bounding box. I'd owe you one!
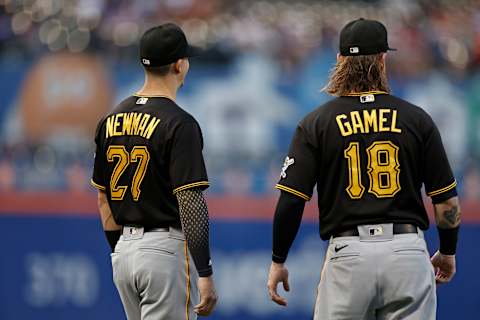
[137,75,178,101]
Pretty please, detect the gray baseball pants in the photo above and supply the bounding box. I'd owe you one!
[314,224,436,320]
[111,226,199,320]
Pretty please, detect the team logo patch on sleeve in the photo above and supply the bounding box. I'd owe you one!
[280,156,295,179]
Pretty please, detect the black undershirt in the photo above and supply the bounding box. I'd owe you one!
[176,188,213,277]
[272,191,306,263]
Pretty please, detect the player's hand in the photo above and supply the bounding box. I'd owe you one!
[267,262,290,306]
[431,250,456,284]
[195,276,218,316]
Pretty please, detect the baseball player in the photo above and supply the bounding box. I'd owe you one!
[267,18,461,320]
[91,23,217,319]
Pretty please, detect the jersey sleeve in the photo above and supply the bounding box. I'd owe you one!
[91,120,107,191]
[275,125,318,201]
[422,115,457,204]
[170,121,209,194]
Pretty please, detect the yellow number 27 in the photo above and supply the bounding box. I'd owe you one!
[344,141,401,199]
[107,145,150,201]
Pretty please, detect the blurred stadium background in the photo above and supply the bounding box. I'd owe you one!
[0,0,479,319]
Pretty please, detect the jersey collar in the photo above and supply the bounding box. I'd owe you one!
[343,90,389,97]
[133,93,175,100]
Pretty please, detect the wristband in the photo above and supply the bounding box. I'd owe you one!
[105,230,121,252]
[198,266,213,277]
[437,226,459,255]
[272,253,287,264]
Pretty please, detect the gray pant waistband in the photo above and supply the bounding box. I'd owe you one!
[329,223,424,243]
[122,225,184,241]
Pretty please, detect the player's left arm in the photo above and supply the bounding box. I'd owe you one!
[268,124,318,306]
[268,191,306,306]
[91,118,121,252]
[96,190,122,252]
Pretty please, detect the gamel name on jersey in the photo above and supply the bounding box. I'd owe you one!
[336,108,402,137]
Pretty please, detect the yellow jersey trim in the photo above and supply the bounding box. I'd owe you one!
[133,93,174,99]
[427,180,457,197]
[184,242,191,320]
[173,181,210,194]
[90,179,106,191]
[275,184,311,201]
[344,91,389,96]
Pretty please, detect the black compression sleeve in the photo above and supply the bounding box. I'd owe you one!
[438,226,459,255]
[176,188,213,277]
[272,191,306,263]
[105,230,121,252]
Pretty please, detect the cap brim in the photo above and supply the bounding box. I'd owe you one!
[186,45,203,57]
[387,47,397,51]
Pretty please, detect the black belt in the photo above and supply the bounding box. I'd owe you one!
[333,223,417,238]
[144,226,169,232]
[125,224,171,232]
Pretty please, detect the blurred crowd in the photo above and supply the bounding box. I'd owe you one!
[0,0,479,199]
[1,0,480,75]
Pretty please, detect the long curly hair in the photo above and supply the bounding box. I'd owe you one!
[323,54,390,96]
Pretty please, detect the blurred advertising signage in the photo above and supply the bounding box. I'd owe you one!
[24,252,99,307]
[19,53,113,142]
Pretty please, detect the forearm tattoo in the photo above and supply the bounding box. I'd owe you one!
[438,205,461,228]
[176,188,212,277]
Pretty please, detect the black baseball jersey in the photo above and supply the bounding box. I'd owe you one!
[276,91,457,240]
[91,95,209,228]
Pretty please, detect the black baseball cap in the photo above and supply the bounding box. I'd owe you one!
[339,18,396,56]
[139,23,202,67]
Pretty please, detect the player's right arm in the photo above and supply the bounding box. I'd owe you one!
[421,113,461,284]
[176,188,217,316]
[431,196,461,284]
[169,120,217,316]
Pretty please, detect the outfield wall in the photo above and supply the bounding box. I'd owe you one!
[1,194,478,320]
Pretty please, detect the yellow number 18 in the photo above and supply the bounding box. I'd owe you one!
[344,141,401,199]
